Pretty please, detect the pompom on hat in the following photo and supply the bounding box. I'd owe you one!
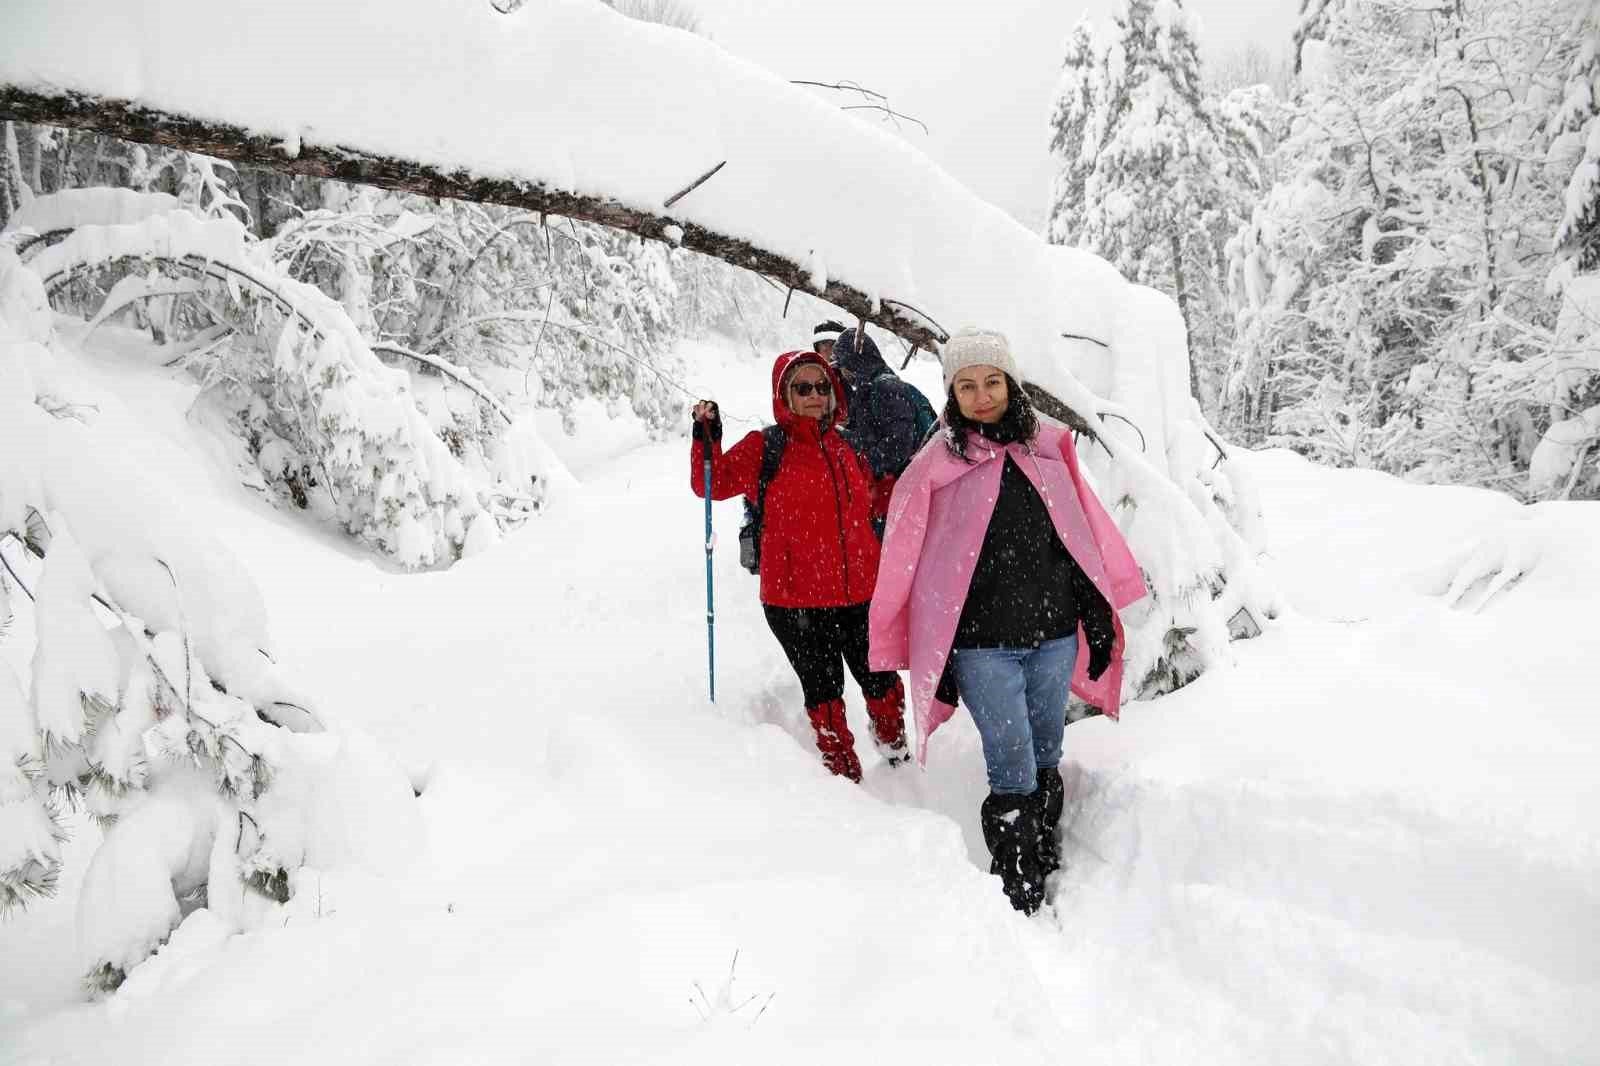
[940,327,1018,389]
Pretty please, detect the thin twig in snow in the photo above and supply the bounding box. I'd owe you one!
[153,557,191,718]
[523,284,558,398]
[1099,411,1148,453]
[663,160,727,209]
[792,79,930,134]
[881,298,948,343]
[839,103,931,135]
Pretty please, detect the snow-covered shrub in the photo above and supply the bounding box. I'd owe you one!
[0,246,420,990]
[263,186,690,438]
[7,196,526,567]
[1076,284,1279,699]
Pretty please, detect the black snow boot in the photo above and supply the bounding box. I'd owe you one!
[979,792,1046,915]
[1033,766,1065,878]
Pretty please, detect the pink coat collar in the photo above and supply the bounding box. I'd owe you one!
[868,426,1146,764]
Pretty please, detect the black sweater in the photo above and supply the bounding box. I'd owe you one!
[952,452,1114,651]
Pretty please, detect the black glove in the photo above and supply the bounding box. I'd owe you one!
[1086,637,1113,682]
[1073,561,1116,681]
[691,403,722,445]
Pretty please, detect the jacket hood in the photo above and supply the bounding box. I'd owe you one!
[770,350,849,429]
[833,328,891,380]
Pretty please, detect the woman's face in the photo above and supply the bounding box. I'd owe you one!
[952,365,1009,424]
[785,363,834,421]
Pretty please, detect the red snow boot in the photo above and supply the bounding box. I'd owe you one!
[864,678,910,766]
[806,699,863,783]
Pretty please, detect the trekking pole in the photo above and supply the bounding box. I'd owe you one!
[703,450,716,703]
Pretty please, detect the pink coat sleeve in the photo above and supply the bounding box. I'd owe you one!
[868,449,935,672]
[1061,432,1147,609]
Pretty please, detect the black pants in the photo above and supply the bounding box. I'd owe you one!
[762,603,899,708]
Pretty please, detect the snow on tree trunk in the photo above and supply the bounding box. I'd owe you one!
[1,120,30,228]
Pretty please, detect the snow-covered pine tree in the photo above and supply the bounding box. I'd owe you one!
[1,122,29,229]
[1552,0,1600,280]
[1531,0,1600,497]
[1075,0,1253,405]
[1291,0,1339,77]
[1044,17,1102,248]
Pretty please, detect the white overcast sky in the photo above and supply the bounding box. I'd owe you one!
[688,0,1298,230]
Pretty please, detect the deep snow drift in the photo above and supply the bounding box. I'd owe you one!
[1,329,1597,1064]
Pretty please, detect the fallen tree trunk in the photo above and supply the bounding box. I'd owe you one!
[0,86,952,349]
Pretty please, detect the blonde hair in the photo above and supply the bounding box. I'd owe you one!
[781,362,837,418]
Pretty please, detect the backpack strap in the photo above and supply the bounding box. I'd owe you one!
[754,425,786,518]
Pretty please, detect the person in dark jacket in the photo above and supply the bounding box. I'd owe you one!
[830,327,927,485]
[690,351,909,781]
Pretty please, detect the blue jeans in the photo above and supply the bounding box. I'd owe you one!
[950,636,1079,795]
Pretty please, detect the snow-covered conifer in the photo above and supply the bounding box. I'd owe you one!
[1551,0,1600,281]
[1044,18,1102,248]
[1073,0,1255,403]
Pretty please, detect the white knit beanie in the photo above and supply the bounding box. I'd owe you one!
[941,327,1018,390]
[812,320,846,345]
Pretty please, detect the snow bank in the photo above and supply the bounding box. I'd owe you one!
[3,338,1596,1063]
[0,239,430,984]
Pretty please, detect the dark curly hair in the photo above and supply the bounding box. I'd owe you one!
[942,372,1038,463]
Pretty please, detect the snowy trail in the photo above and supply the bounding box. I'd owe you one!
[3,334,1598,1065]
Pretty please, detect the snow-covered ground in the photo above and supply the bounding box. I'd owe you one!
[1,329,1597,1065]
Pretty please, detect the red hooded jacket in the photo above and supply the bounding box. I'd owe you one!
[691,352,883,608]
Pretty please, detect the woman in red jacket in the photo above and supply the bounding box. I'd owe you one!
[691,351,906,782]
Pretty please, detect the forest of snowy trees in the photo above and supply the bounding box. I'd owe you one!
[1,0,1594,1001]
[1046,0,1600,500]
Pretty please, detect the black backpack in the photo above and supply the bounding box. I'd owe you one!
[737,426,787,574]
[868,371,939,468]
[903,381,940,452]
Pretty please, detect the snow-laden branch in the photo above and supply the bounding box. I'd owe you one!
[371,343,512,425]
[0,86,949,350]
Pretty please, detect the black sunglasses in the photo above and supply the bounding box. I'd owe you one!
[789,379,833,397]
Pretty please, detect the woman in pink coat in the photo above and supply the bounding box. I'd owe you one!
[868,328,1146,914]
